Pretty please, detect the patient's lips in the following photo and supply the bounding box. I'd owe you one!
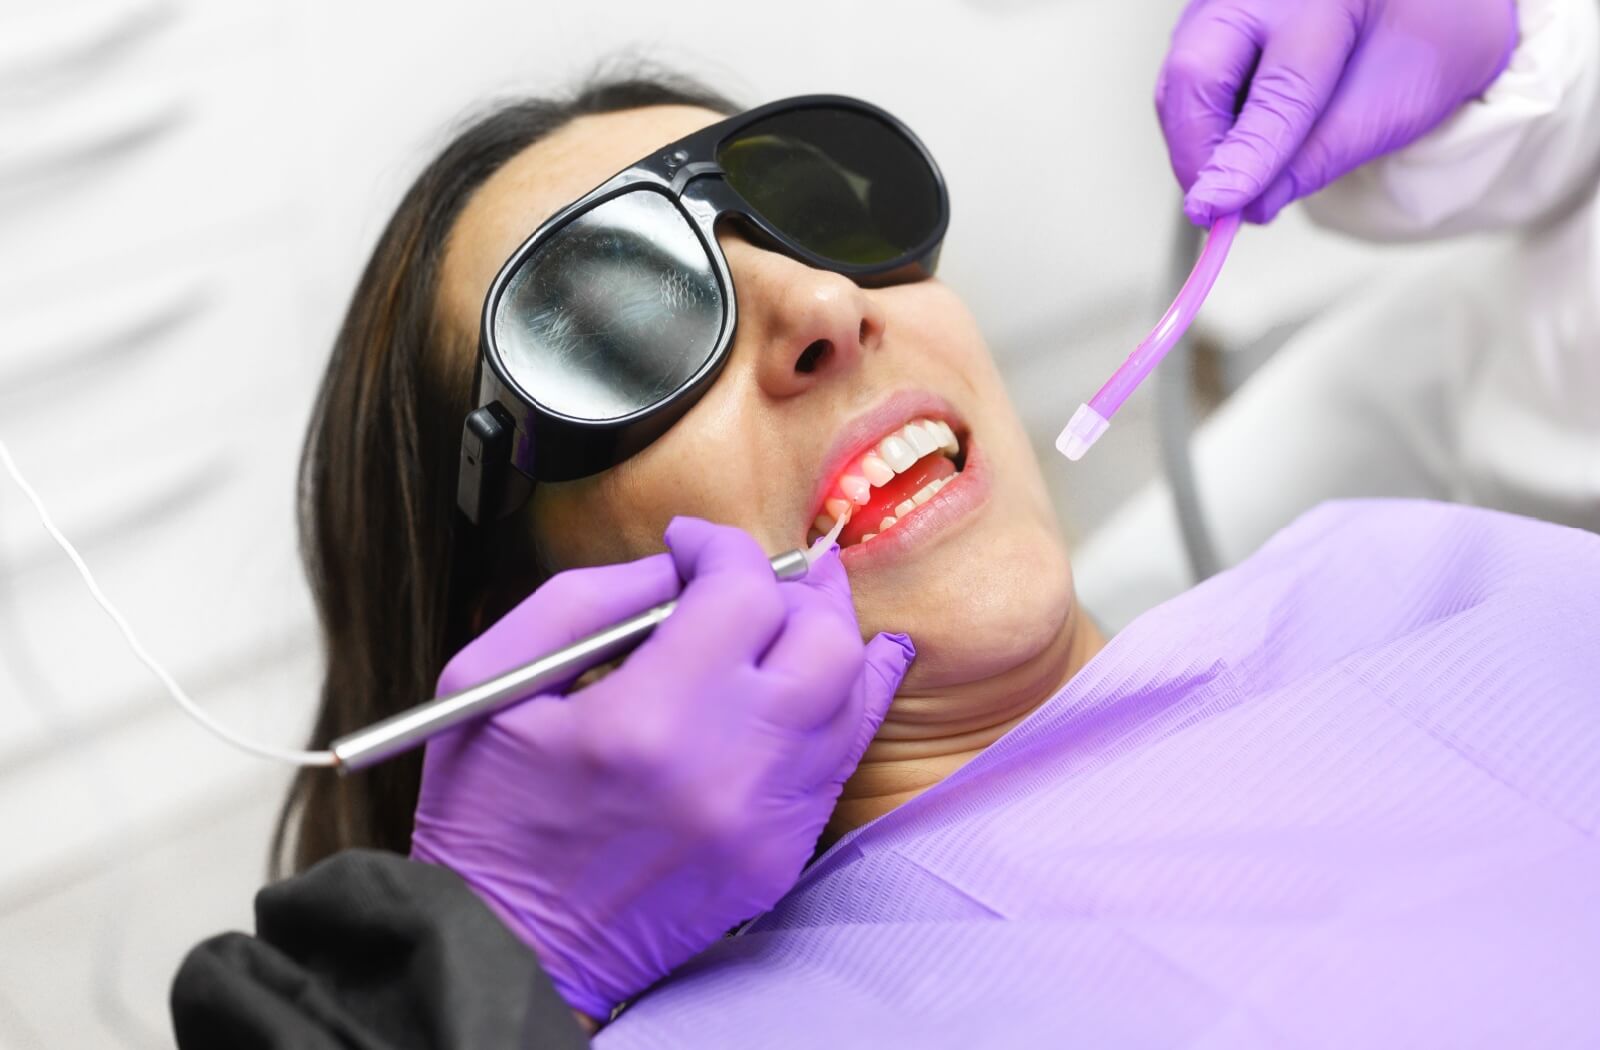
[809,416,965,549]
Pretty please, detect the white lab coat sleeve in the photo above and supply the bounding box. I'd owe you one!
[1303,0,1600,240]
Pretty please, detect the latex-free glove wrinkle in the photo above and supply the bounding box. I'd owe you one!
[409,517,913,1021]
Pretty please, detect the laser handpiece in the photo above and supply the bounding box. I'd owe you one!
[330,515,851,773]
[6,427,857,773]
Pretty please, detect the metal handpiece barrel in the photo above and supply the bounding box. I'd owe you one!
[330,548,812,773]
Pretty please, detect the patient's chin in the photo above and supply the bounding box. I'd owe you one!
[863,521,1075,696]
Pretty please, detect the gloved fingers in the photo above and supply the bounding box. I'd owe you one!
[1185,4,1362,226]
[838,632,913,774]
[435,551,680,695]
[1245,0,1518,225]
[648,516,787,665]
[809,631,914,791]
[1238,17,1385,224]
[1156,4,1262,193]
[413,686,579,818]
[1246,113,1343,223]
[757,561,869,730]
[785,542,856,619]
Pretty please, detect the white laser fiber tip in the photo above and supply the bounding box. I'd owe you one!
[806,507,851,564]
[1055,403,1109,462]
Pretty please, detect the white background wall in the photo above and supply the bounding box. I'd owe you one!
[0,1,1409,1045]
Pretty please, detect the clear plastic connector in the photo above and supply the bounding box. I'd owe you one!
[1055,403,1110,462]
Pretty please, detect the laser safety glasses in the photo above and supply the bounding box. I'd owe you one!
[458,95,949,524]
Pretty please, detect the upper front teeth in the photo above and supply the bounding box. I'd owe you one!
[905,424,938,457]
[811,417,962,538]
[880,435,916,472]
[874,419,957,473]
[829,418,958,509]
[853,418,958,486]
[840,474,872,505]
[860,454,895,487]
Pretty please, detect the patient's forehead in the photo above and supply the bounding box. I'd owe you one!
[438,104,724,348]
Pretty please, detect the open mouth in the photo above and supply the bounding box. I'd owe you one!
[808,416,968,549]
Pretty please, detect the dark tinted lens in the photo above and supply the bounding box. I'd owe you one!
[716,106,940,266]
[492,190,725,422]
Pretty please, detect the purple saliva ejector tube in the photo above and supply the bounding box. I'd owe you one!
[1057,212,1241,461]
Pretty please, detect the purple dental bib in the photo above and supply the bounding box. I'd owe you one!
[600,500,1600,1049]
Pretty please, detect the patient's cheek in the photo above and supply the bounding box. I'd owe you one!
[532,473,661,570]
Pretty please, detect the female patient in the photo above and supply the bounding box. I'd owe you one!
[175,39,1600,1050]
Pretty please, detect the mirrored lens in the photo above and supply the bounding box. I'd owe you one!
[716,106,941,266]
[492,190,725,422]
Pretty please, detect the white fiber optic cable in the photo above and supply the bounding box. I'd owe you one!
[0,436,336,768]
[807,507,851,562]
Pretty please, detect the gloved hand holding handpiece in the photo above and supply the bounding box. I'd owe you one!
[409,516,913,1022]
[1157,0,1519,225]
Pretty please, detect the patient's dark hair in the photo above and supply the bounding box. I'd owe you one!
[274,68,740,877]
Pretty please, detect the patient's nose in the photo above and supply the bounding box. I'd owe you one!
[719,234,886,400]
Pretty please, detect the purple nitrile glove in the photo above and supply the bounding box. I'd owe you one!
[1156,0,1519,225]
[409,516,914,1021]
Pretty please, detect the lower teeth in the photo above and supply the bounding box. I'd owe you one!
[810,468,960,548]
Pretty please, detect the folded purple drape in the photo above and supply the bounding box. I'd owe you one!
[600,501,1600,1049]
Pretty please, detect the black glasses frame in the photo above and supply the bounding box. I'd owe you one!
[457,94,950,524]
